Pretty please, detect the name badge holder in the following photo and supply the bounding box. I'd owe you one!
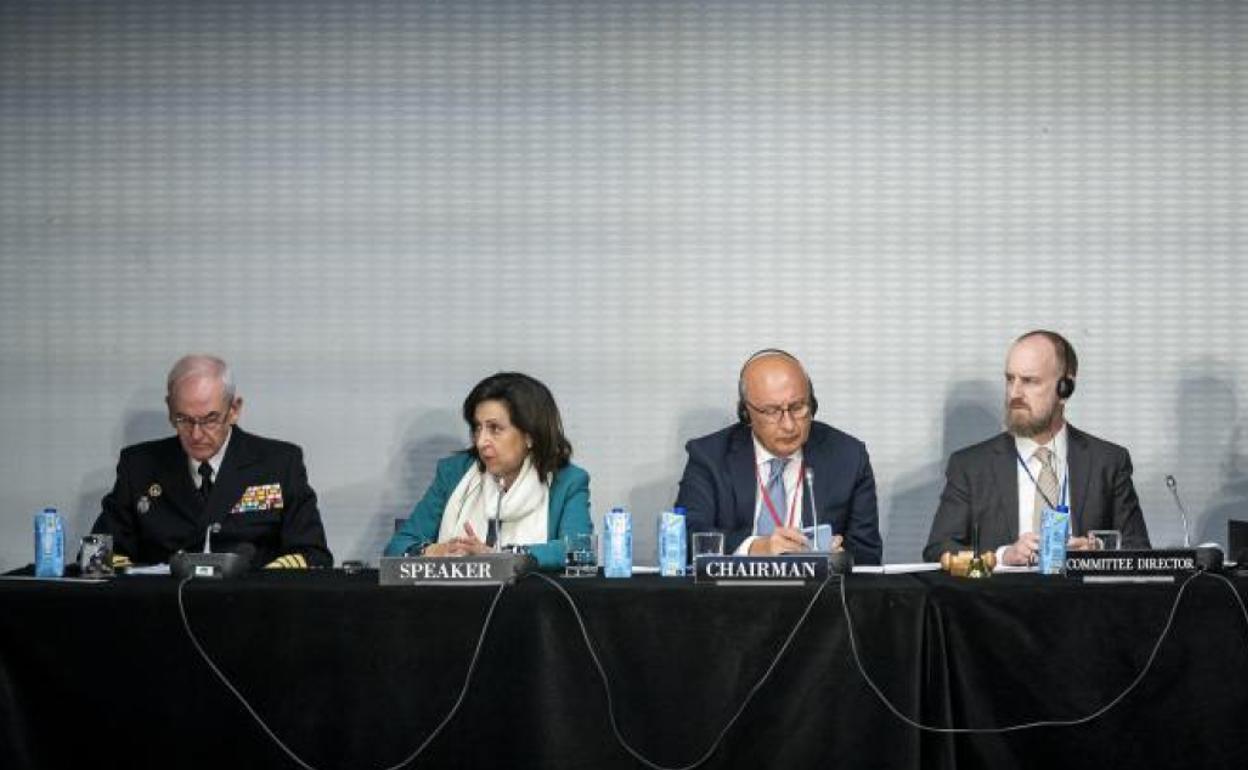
[379,552,536,586]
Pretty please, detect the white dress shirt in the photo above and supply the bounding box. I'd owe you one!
[735,435,806,555]
[187,427,233,492]
[996,424,1068,561]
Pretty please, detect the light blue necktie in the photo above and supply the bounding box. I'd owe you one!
[757,458,789,535]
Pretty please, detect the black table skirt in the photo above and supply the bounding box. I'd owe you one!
[1,570,1245,770]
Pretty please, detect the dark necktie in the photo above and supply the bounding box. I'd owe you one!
[198,461,214,502]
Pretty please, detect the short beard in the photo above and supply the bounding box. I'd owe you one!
[1006,402,1059,438]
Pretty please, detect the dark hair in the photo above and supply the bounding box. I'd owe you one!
[462,372,573,480]
[1016,329,1079,378]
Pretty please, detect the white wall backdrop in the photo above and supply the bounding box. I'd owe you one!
[1,0,1244,570]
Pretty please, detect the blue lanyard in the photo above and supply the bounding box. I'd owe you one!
[1016,450,1068,510]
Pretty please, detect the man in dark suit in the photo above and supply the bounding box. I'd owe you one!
[675,350,882,564]
[923,331,1150,564]
[92,355,333,569]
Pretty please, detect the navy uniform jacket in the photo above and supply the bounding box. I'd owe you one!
[675,421,883,565]
[922,425,1151,562]
[92,427,333,568]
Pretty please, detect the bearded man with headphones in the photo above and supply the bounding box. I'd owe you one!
[923,330,1151,564]
[674,349,882,564]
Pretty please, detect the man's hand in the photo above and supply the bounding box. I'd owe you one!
[1067,535,1095,551]
[748,527,809,555]
[1001,532,1041,566]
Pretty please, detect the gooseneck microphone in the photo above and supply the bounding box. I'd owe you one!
[491,475,507,552]
[804,467,818,538]
[171,522,247,579]
[1165,474,1192,549]
[805,465,853,573]
[203,522,222,554]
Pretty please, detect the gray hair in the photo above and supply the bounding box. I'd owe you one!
[166,354,236,402]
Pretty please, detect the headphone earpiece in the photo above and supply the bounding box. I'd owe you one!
[1054,334,1075,399]
[1057,376,1075,400]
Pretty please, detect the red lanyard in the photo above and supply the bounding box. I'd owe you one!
[755,459,805,529]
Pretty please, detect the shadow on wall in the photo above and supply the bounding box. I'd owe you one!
[1202,426,1248,548]
[886,380,1000,563]
[626,408,732,566]
[73,403,170,542]
[322,408,464,560]
[1165,366,1248,548]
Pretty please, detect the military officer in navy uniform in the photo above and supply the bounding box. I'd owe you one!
[91,354,333,569]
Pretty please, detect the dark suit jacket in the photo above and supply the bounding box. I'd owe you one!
[675,421,883,565]
[922,425,1151,561]
[92,427,333,568]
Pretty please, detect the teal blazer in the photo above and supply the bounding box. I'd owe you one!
[384,453,592,570]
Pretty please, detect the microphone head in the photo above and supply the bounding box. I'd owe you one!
[1165,474,1176,489]
[202,522,224,554]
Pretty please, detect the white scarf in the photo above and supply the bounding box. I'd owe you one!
[437,455,551,547]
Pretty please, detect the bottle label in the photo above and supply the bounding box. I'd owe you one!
[34,510,65,578]
[603,510,632,578]
[1039,507,1070,575]
[658,511,686,577]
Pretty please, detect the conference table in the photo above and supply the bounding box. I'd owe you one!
[1,567,1246,769]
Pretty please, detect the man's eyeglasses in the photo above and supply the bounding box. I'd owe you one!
[744,400,812,424]
[171,411,231,432]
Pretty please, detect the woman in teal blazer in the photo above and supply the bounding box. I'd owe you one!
[384,372,591,571]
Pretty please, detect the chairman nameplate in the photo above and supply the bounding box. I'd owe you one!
[379,553,535,586]
[694,555,828,585]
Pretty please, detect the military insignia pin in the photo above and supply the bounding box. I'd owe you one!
[137,496,151,514]
[148,483,162,498]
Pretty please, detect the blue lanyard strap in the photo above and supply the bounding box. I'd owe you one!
[1016,450,1069,510]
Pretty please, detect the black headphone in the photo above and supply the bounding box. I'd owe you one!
[1057,372,1076,400]
[1020,330,1077,400]
[736,348,819,424]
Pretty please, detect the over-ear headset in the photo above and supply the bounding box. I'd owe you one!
[1018,330,1078,400]
[736,348,819,424]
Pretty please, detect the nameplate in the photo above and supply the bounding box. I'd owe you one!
[1065,548,1222,581]
[379,553,536,586]
[694,555,829,585]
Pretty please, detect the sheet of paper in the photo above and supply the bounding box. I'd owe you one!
[124,564,172,575]
[992,564,1036,573]
[853,563,943,574]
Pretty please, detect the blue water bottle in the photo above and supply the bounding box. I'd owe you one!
[1039,505,1071,575]
[603,507,633,578]
[34,507,65,578]
[657,506,687,577]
